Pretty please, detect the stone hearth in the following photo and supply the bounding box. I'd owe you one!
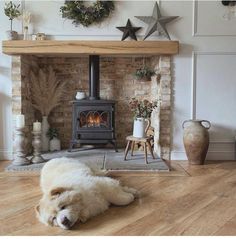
[11,54,172,160]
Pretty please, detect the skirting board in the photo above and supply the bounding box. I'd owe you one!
[0,150,13,160]
[171,151,235,161]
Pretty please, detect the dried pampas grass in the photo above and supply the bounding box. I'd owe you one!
[22,11,31,27]
[30,67,66,116]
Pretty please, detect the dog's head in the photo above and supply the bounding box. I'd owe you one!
[35,187,84,230]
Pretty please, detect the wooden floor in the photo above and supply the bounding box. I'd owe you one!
[1,160,236,236]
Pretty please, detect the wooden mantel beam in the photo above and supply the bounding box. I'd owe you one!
[2,40,179,56]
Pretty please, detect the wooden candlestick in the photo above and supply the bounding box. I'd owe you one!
[12,127,30,166]
[32,131,44,164]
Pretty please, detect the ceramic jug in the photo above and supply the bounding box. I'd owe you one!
[133,118,150,138]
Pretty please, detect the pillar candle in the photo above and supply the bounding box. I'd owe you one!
[33,121,41,132]
[16,114,25,128]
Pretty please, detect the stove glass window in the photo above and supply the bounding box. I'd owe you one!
[79,111,109,128]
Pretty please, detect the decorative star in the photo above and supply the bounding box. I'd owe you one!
[135,2,178,40]
[116,19,142,41]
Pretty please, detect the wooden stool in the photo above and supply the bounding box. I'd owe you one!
[124,135,155,164]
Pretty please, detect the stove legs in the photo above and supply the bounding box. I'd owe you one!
[109,140,118,152]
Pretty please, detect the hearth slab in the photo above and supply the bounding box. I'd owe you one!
[105,151,169,171]
[5,148,169,172]
[6,148,106,172]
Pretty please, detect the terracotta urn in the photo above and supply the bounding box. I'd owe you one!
[182,120,211,165]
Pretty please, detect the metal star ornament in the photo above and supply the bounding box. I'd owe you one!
[116,19,142,41]
[135,2,178,40]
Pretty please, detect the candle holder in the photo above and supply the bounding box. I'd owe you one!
[32,131,44,164]
[12,127,31,166]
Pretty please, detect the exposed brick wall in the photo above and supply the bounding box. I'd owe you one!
[158,56,172,160]
[12,56,37,155]
[11,55,172,160]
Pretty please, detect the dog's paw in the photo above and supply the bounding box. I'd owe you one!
[79,209,89,223]
[122,187,140,198]
[132,190,141,199]
[79,217,88,223]
[92,168,107,176]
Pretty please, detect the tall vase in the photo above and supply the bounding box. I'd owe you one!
[23,26,29,40]
[41,116,50,152]
[133,118,151,138]
[182,120,211,165]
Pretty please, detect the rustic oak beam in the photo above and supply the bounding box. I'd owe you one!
[2,40,179,56]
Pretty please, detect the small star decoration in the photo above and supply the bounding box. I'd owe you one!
[135,2,179,40]
[116,19,141,41]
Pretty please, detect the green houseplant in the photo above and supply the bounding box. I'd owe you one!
[4,1,21,40]
[47,128,59,140]
[134,66,156,81]
[47,128,61,152]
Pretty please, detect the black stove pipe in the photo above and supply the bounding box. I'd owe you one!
[89,55,100,100]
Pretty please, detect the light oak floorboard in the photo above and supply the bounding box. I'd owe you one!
[1,160,236,236]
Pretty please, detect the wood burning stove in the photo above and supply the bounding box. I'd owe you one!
[69,55,117,151]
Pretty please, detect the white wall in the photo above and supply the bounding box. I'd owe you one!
[0,0,19,160]
[1,0,236,160]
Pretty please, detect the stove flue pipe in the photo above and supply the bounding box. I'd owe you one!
[89,55,100,100]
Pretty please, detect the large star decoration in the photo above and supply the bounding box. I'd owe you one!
[135,2,178,40]
[116,19,142,41]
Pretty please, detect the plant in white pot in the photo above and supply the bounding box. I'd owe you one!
[134,66,156,82]
[4,1,21,40]
[29,67,66,152]
[129,98,158,138]
[47,128,61,152]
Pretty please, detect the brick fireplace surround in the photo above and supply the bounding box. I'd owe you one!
[3,40,179,161]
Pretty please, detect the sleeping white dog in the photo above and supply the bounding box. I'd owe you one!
[36,157,138,230]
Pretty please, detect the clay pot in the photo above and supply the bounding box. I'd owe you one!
[182,120,211,165]
[75,91,86,100]
[49,137,61,152]
[137,76,151,82]
[6,30,18,40]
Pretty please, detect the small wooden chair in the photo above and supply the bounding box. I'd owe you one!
[124,135,155,164]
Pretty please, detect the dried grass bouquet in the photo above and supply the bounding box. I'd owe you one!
[30,67,66,116]
[129,98,158,119]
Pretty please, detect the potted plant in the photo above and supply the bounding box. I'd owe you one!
[4,1,21,40]
[129,98,158,138]
[134,66,156,81]
[47,128,61,152]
